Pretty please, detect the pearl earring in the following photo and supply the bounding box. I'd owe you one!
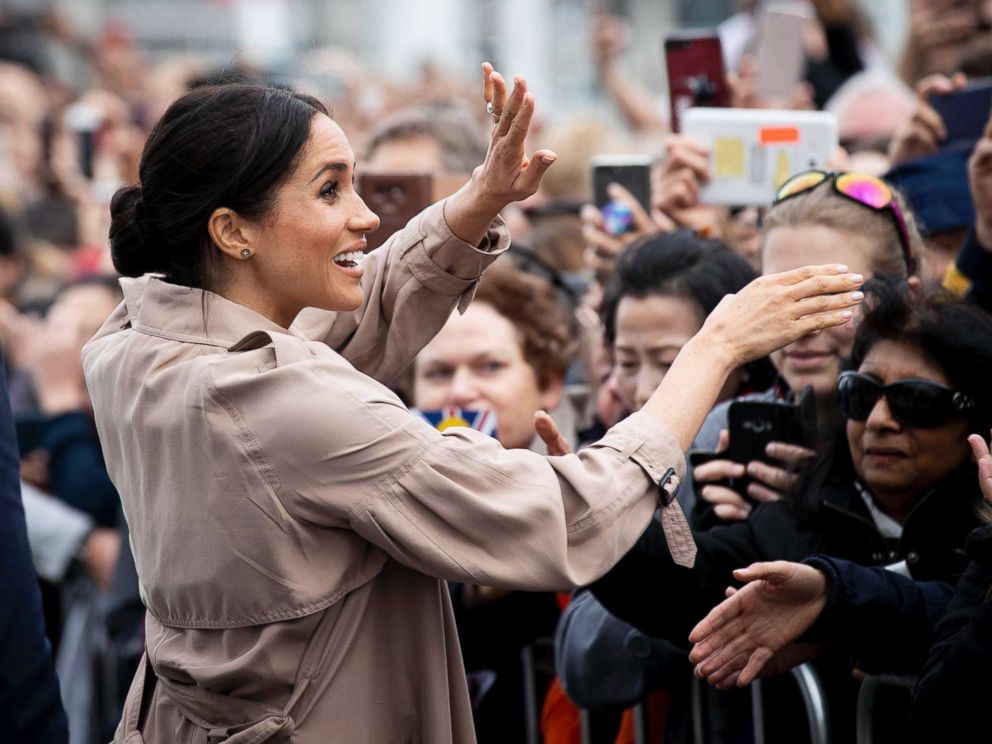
[240,249,252,259]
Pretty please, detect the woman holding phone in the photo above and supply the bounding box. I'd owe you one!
[87,66,862,742]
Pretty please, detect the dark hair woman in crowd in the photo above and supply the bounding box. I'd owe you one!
[81,64,860,742]
[690,283,992,743]
[555,231,776,738]
[601,230,776,442]
[586,277,992,741]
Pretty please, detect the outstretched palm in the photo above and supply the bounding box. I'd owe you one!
[688,561,828,687]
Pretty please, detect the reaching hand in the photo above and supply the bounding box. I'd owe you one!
[442,63,557,244]
[688,561,829,688]
[580,182,675,281]
[700,264,864,368]
[888,74,966,166]
[968,431,992,504]
[476,63,557,206]
[534,411,572,456]
[969,104,992,251]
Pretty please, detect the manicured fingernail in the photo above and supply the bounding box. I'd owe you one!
[849,273,863,283]
[851,291,864,300]
[835,264,848,272]
[841,310,854,318]
[540,154,557,164]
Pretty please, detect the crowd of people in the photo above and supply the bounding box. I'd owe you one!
[3,0,992,742]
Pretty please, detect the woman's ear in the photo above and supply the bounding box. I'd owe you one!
[207,207,251,260]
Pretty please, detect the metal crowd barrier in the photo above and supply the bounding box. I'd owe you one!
[530,650,831,743]
[855,674,916,744]
[747,665,830,744]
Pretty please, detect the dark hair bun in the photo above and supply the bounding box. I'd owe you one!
[109,185,162,277]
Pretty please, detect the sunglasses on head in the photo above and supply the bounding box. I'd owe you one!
[837,371,975,429]
[773,170,915,274]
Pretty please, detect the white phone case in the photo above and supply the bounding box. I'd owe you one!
[682,107,838,207]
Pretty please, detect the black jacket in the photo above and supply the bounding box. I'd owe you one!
[590,465,982,742]
[910,525,992,742]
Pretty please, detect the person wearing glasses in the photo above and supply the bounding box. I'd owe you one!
[689,290,992,744]
[691,169,924,527]
[586,276,991,742]
[553,168,924,739]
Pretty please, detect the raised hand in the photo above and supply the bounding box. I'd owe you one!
[688,561,828,688]
[700,264,864,368]
[534,411,572,456]
[968,432,992,504]
[969,105,992,251]
[476,62,557,206]
[580,182,676,280]
[442,64,557,245]
[889,74,967,166]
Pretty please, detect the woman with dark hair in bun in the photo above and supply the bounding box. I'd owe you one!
[85,65,865,742]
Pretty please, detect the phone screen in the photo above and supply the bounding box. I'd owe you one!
[590,159,652,209]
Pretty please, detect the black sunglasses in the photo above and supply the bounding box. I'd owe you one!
[837,371,976,429]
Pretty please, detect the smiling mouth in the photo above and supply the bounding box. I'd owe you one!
[333,251,365,270]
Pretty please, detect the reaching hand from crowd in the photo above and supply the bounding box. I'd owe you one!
[534,411,572,456]
[909,0,982,59]
[580,182,675,279]
[968,431,992,504]
[969,106,992,251]
[888,74,967,166]
[688,561,829,688]
[696,430,816,522]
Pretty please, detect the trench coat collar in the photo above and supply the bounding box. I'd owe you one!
[119,275,301,351]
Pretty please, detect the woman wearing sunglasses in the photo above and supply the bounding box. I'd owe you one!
[692,168,925,526]
[587,277,990,742]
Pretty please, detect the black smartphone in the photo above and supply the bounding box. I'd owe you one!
[357,172,434,250]
[726,388,817,500]
[929,77,992,146]
[591,155,652,211]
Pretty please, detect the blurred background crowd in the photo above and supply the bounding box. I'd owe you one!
[4,0,992,742]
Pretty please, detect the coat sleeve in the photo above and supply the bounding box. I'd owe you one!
[216,355,687,592]
[801,555,954,674]
[291,200,508,384]
[588,506,772,641]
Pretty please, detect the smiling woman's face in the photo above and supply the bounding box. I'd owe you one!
[846,338,971,518]
[241,114,380,323]
[762,224,875,401]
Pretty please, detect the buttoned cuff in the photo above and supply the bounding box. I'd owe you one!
[599,410,687,495]
[401,199,510,312]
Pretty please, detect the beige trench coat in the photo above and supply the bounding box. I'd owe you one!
[83,201,686,743]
